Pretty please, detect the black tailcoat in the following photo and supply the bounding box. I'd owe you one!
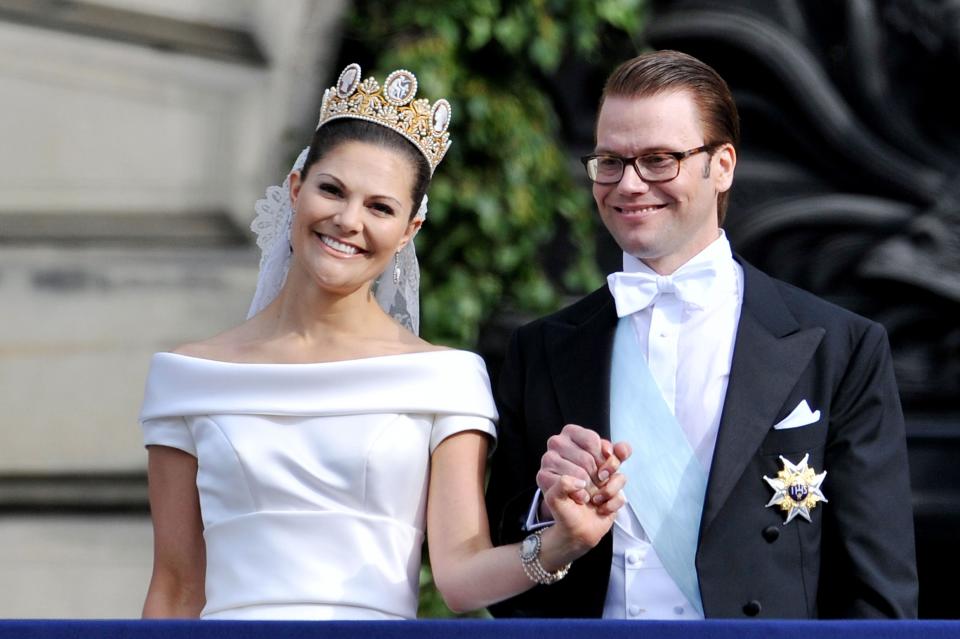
[486,258,917,619]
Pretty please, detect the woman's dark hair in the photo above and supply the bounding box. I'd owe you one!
[300,118,431,219]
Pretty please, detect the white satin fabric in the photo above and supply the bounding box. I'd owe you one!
[139,350,498,620]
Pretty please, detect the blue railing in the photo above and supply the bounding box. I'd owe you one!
[1,619,959,638]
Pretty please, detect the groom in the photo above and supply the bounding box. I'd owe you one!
[485,50,917,619]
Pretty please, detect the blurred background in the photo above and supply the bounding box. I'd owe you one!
[0,0,957,619]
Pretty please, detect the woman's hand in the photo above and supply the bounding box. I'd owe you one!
[537,470,628,570]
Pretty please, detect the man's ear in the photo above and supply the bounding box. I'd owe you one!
[714,143,736,193]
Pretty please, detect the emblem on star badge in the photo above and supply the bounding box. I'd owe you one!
[763,454,827,524]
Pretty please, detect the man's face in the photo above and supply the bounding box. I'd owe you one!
[592,90,735,275]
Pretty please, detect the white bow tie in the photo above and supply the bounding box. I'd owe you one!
[607,264,719,317]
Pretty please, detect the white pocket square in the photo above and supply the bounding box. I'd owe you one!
[772,400,821,430]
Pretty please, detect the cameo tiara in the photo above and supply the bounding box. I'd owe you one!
[317,63,452,174]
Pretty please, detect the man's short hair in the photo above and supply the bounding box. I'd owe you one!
[599,50,740,224]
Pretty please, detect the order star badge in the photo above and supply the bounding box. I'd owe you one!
[763,454,827,524]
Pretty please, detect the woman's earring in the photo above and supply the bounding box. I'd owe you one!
[393,252,401,285]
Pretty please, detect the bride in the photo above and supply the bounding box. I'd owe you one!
[139,64,626,620]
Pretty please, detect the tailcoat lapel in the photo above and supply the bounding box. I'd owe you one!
[534,267,825,537]
[700,260,825,536]
[543,291,618,439]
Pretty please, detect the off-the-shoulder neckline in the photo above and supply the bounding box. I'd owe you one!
[154,348,477,367]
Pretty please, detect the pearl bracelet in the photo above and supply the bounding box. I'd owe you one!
[519,528,571,585]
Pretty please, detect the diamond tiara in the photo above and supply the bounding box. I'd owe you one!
[316,63,452,174]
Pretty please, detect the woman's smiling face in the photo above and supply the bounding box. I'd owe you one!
[287,140,421,297]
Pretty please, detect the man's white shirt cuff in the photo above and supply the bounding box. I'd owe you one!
[523,488,556,531]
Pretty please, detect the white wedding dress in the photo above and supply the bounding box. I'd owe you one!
[139,350,498,620]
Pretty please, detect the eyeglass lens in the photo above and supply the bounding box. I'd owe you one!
[587,154,679,184]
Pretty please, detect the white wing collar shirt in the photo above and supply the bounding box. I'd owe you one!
[604,231,743,619]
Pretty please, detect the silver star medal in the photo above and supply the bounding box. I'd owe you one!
[763,454,827,524]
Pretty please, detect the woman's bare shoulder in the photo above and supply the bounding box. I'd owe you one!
[170,324,258,362]
[393,331,453,354]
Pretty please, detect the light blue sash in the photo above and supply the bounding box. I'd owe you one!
[610,317,706,615]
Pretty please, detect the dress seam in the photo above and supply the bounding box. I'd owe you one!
[205,416,260,510]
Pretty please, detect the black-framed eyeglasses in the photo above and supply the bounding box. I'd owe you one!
[580,144,720,185]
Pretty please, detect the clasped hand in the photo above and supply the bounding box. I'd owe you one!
[538,424,632,552]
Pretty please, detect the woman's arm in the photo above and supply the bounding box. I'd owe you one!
[426,430,624,613]
[141,445,206,618]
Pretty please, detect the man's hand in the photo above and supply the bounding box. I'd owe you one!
[536,424,632,517]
